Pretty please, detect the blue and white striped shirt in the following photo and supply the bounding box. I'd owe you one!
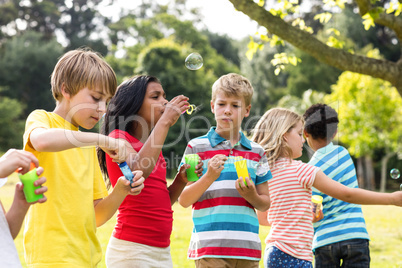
[309,142,370,251]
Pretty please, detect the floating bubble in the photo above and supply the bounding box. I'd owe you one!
[400,183,402,191]
[390,168,400,179]
[256,161,270,177]
[185,53,203,70]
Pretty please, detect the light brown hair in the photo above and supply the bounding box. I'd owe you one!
[252,108,304,167]
[51,48,117,101]
[211,73,253,106]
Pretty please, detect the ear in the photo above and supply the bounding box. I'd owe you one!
[61,83,71,101]
[244,104,251,118]
[303,129,309,137]
[210,100,215,114]
[283,132,288,142]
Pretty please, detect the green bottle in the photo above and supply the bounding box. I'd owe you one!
[18,163,43,203]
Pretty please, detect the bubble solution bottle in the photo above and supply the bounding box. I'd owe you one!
[118,161,134,186]
[18,163,43,203]
[311,195,323,218]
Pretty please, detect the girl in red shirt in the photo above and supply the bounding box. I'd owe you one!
[98,75,200,267]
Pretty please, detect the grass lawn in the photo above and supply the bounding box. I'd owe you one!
[1,175,401,267]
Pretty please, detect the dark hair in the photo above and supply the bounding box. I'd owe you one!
[303,103,339,141]
[97,75,161,188]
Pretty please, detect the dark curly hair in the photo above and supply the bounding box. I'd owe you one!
[303,103,339,141]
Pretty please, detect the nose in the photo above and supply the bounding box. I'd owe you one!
[97,101,107,114]
[224,105,231,115]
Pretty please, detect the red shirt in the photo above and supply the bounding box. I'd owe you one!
[106,130,173,247]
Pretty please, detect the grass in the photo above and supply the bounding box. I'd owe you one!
[1,175,401,268]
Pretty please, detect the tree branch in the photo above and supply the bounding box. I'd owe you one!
[228,0,402,96]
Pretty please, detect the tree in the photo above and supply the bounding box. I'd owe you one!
[227,0,402,96]
[0,0,110,52]
[0,31,63,118]
[0,97,25,150]
[326,65,402,191]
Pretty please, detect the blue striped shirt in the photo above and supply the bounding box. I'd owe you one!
[180,127,272,260]
[309,142,369,251]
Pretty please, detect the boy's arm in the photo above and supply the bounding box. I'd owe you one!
[30,128,128,163]
[178,155,226,208]
[313,170,402,206]
[94,171,145,227]
[236,180,271,212]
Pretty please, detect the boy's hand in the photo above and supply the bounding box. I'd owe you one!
[236,177,257,198]
[162,95,189,127]
[101,138,131,163]
[0,149,39,177]
[205,155,227,181]
[15,167,48,206]
[115,170,145,196]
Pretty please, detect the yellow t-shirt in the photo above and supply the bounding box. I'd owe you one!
[23,110,108,268]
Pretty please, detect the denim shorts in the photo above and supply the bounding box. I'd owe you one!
[264,246,313,268]
[314,239,370,268]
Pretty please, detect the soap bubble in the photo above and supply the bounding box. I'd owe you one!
[390,168,400,179]
[400,183,402,191]
[185,52,203,70]
[256,161,270,177]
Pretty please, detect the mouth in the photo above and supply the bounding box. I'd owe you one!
[91,116,99,121]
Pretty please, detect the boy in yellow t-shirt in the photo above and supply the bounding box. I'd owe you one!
[23,49,145,267]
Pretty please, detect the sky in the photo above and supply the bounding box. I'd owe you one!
[99,0,259,40]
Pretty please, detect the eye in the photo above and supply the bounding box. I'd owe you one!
[92,96,100,102]
[233,104,239,108]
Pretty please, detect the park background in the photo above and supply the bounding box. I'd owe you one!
[0,0,401,266]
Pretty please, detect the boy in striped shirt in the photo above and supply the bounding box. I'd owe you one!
[178,73,272,268]
[303,103,370,267]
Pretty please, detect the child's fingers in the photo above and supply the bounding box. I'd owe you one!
[33,176,47,187]
[36,166,44,176]
[34,185,48,195]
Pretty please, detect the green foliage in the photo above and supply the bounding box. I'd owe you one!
[0,97,25,150]
[0,31,63,117]
[326,70,402,157]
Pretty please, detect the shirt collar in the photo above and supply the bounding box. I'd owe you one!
[206,127,252,150]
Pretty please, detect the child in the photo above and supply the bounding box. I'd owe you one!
[303,103,370,267]
[22,49,145,267]
[252,107,402,268]
[178,73,272,268]
[98,75,197,267]
[0,149,47,267]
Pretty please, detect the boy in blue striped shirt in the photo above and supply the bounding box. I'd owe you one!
[303,103,370,268]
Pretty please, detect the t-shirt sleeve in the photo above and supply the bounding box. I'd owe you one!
[296,162,320,189]
[23,110,50,152]
[255,153,273,185]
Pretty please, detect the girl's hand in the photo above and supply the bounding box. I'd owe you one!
[162,95,189,127]
[15,167,47,206]
[115,170,145,196]
[195,159,203,178]
[175,164,190,184]
[312,210,324,223]
[205,154,227,181]
[0,149,39,177]
[235,177,257,198]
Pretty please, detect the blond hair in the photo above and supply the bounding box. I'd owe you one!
[51,48,117,101]
[211,73,253,106]
[252,108,304,167]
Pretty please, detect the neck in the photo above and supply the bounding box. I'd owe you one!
[215,126,240,146]
[53,102,72,125]
[131,123,151,144]
[311,138,331,152]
